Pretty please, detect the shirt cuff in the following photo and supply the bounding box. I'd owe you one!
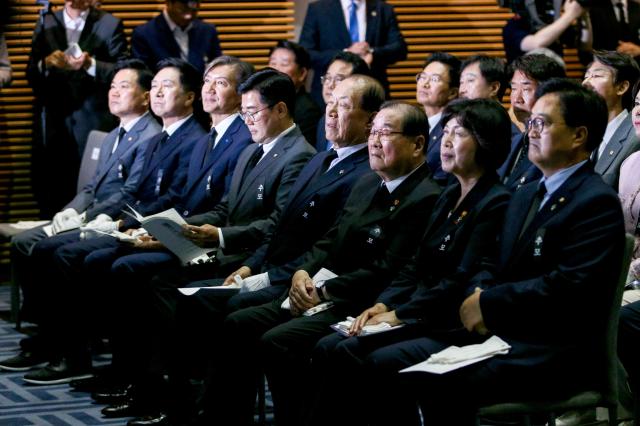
[218,227,226,249]
[86,57,96,77]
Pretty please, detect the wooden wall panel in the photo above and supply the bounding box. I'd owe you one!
[0,0,585,267]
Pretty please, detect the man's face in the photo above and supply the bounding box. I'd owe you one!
[150,67,193,119]
[109,69,148,119]
[527,93,580,175]
[583,60,623,107]
[416,61,455,108]
[324,79,370,148]
[241,90,282,144]
[322,60,353,104]
[201,64,240,115]
[67,0,93,10]
[459,62,496,100]
[166,0,199,28]
[510,69,538,124]
[368,108,422,181]
[269,48,306,89]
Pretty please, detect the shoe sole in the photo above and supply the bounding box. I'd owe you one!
[23,373,93,385]
[0,362,48,372]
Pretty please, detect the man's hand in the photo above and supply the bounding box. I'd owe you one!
[459,287,488,335]
[349,303,388,335]
[289,270,316,314]
[52,208,79,233]
[183,224,220,247]
[132,234,164,250]
[223,265,252,286]
[617,41,640,57]
[66,52,91,71]
[45,50,68,69]
[562,0,585,21]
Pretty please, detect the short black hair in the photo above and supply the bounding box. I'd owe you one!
[328,51,371,77]
[204,55,255,87]
[112,58,154,91]
[461,54,508,100]
[270,40,312,70]
[509,53,566,83]
[442,98,512,170]
[237,68,296,116]
[535,78,608,153]
[591,50,640,110]
[424,52,461,88]
[155,57,201,95]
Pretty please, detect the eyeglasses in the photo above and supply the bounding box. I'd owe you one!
[416,73,446,84]
[321,75,346,86]
[525,116,547,134]
[240,106,270,123]
[368,127,404,140]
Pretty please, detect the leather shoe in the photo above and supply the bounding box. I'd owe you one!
[0,351,48,372]
[92,383,133,404]
[101,399,146,418]
[23,358,92,385]
[127,413,170,426]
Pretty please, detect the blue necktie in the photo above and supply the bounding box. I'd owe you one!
[349,0,359,43]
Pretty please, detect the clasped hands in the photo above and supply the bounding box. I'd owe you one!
[348,303,401,336]
[289,270,322,317]
[45,49,91,71]
[345,41,373,65]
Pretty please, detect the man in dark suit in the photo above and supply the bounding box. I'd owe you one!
[131,0,221,74]
[0,58,205,385]
[27,0,128,216]
[416,52,460,184]
[8,59,161,328]
[315,51,370,152]
[299,0,407,105]
[358,79,625,425]
[589,0,640,58]
[268,40,322,148]
[198,101,441,426]
[583,50,640,188]
[498,54,565,190]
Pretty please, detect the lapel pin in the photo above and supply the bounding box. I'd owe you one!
[394,199,400,205]
[559,197,565,203]
[339,169,344,174]
[609,150,614,156]
[520,176,526,183]
[550,204,557,211]
[372,11,377,16]
[273,153,278,158]
[128,137,133,141]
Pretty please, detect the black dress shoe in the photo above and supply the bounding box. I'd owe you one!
[23,358,92,385]
[92,383,133,404]
[101,399,146,418]
[127,413,170,426]
[70,375,107,392]
[0,351,48,372]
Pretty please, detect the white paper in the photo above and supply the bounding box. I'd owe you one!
[10,220,50,230]
[331,316,405,337]
[178,283,240,296]
[280,268,338,311]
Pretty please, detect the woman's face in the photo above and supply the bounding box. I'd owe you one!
[440,116,483,177]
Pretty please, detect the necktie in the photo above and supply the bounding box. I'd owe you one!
[518,182,547,240]
[349,0,359,43]
[242,145,264,183]
[111,127,126,157]
[509,137,529,178]
[152,131,169,158]
[202,129,217,169]
[322,149,339,173]
[616,2,631,40]
[372,182,392,209]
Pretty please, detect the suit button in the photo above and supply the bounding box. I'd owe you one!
[183,210,189,216]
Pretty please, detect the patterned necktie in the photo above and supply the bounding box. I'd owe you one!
[202,129,217,169]
[349,0,359,43]
[242,145,264,183]
[111,127,126,157]
[519,181,547,240]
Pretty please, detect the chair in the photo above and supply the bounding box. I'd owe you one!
[1,130,108,327]
[476,233,635,426]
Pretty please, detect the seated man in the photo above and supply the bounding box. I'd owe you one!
[5,58,160,338]
[198,101,442,426]
[268,40,322,147]
[355,79,625,425]
[582,50,640,188]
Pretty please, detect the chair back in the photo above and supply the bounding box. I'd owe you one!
[77,130,108,192]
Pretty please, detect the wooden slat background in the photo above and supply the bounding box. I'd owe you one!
[0,0,585,268]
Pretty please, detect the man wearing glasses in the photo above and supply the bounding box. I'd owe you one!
[498,53,566,191]
[131,0,221,74]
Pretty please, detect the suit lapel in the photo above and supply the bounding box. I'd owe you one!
[365,0,379,44]
[78,8,97,48]
[427,120,443,157]
[49,11,68,51]
[330,0,352,46]
[157,14,182,57]
[595,116,632,174]
[91,129,118,185]
[498,133,525,179]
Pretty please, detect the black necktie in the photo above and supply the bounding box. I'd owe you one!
[509,137,529,178]
[617,2,631,39]
[322,149,339,173]
[519,182,547,240]
[152,131,169,158]
[202,129,217,169]
[372,182,392,209]
[242,145,264,182]
[111,127,126,158]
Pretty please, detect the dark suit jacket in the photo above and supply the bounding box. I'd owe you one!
[176,116,252,218]
[594,114,640,188]
[121,116,205,228]
[590,1,640,51]
[187,126,316,260]
[65,113,161,221]
[27,7,127,151]
[298,164,442,312]
[299,0,407,104]
[498,132,542,191]
[472,163,625,385]
[294,88,323,148]
[426,118,448,184]
[244,146,371,283]
[377,173,510,327]
[131,13,222,74]
[315,115,331,152]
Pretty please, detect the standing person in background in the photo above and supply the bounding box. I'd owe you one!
[0,34,10,88]
[268,40,322,148]
[299,0,407,106]
[131,0,221,75]
[27,0,127,217]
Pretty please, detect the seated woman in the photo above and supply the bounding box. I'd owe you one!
[306,98,512,426]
